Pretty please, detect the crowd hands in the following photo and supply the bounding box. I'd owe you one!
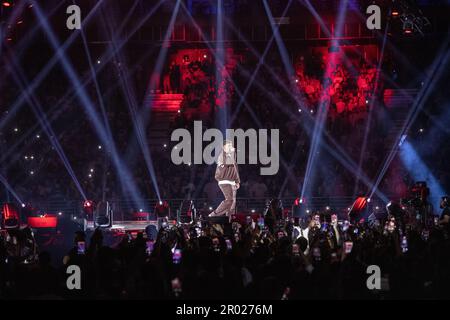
[1,203,450,299]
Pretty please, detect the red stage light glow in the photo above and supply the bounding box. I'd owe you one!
[28,214,58,228]
[352,197,368,211]
[84,200,93,208]
[2,2,12,7]
[348,197,368,222]
[2,203,20,229]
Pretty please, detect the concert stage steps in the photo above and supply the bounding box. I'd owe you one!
[148,93,183,146]
[383,88,418,109]
[383,88,419,150]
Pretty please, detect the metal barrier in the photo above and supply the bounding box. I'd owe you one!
[28,196,395,217]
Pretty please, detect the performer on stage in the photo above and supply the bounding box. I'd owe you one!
[209,140,240,221]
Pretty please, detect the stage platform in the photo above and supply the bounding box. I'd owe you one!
[84,216,230,232]
[85,220,159,232]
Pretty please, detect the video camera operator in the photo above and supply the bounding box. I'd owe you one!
[439,196,450,231]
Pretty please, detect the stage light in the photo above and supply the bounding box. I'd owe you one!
[403,20,414,34]
[2,2,12,7]
[83,200,93,208]
[209,207,212,210]
[36,134,40,139]
[97,60,101,64]
[90,168,94,173]
[139,208,143,212]
[58,212,62,216]
[98,145,102,149]
[365,99,369,104]
[367,198,371,203]
[163,144,167,148]
[13,128,18,132]
[83,200,94,218]
[29,171,34,175]
[298,109,302,113]
[404,28,413,34]
[375,206,380,210]
[391,6,400,17]
[155,201,170,218]
[251,209,255,213]
[326,206,330,211]
[419,128,424,133]
[88,174,92,178]
[73,216,77,220]
[2,203,20,229]
[295,79,299,83]
[203,54,207,58]
[21,203,25,208]
[94,201,113,228]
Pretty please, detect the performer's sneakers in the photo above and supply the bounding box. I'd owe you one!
[208,211,222,217]
[209,211,233,223]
